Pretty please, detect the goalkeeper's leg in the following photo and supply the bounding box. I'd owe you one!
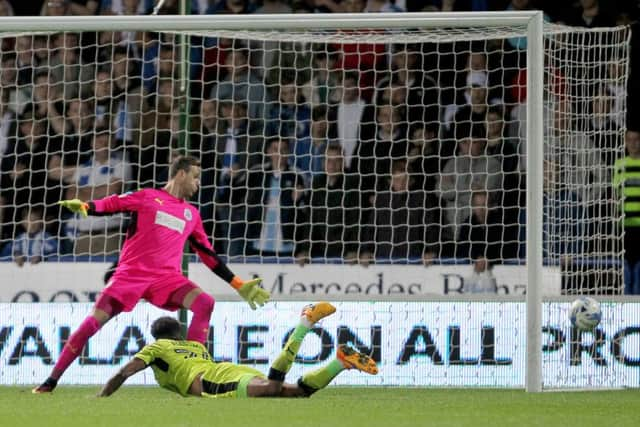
[246,302,336,397]
[32,295,122,393]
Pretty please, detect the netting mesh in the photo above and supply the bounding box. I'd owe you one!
[0,18,634,390]
[0,22,629,297]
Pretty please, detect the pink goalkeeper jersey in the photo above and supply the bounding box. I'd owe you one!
[91,188,220,276]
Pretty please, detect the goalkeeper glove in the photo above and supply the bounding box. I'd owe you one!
[58,199,89,217]
[231,277,269,310]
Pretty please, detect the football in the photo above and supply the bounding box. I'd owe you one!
[569,297,602,331]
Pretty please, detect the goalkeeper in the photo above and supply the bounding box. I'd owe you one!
[98,302,378,398]
[33,155,269,394]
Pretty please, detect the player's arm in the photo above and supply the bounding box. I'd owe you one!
[98,357,147,397]
[188,214,269,310]
[58,189,146,217]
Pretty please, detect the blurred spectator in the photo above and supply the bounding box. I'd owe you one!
[270,80,312,177]
[0,55,20,156]
[360,159,439,264]
[309,0,347,13]
[0,208,58,265]
[0,102,15,163]
[110,47,145,146]
[341,0,364,13]
[232,136,307,258]
[49,33,95,102]
[46,98,94,208]
[486,105,518,174]
[589,85,620,161]
[407,124,439,192]
[199,37,232,98]
[210,42,270,135]
[69,0,99,14]
[548,99,608,204]
[309,105,334,178]
[486,105,520,258]
[437,121,502,238]
[613,131,640,288]
[332,71,365,171]
[100,0,150,15]
[15,36,43,86]
[31,71,65,136]
[457,190,504,275]
[377,44,439,131]
[0,110,48,240]
[0,53,29,118]
[520,160,586,264]
[190,98,221,240]
[100,0,150,58]
[569,0,615,28]
[137,78,178,185]
[93,67,115,128]
[218,100,263,172]
[142,40,178,94]
[297,143,360,264]
[356,103,408,203]
[607,58,627,128]
[303,49,342,107]
[214,100,263,254]
[444,70,499,141]
[42,0,98,15]
[210,0,253,14]
[333,0,386,96]
[364,0,403,12]
[255,0,291,13]
[41,0,71,16]
[64,127,131,236]
[0,0,13,15]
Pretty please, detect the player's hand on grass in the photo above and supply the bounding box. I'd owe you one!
[58,199,89,217]
[234,277,269,310]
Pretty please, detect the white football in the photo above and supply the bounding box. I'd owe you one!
[569,297,602,331]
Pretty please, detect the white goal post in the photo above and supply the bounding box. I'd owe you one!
[0,12,630,391]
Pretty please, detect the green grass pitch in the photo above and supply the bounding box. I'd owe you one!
[1,387,639,427]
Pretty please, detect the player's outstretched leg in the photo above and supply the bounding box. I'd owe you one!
[294,344,378,397]
[268,302,336,382]
[32,295,119,394]
[246,302,336,398]
[32,314,104,393]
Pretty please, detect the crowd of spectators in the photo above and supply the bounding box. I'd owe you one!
[0,0,637,292]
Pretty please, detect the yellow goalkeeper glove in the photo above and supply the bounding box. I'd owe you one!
[231,277,269,310]
[58,199,89,217]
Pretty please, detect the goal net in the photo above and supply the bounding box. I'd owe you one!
[0,13,632,390]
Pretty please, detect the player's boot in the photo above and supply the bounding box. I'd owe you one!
[301,302,336,325]
[32,377,57,394]
[337,344,379,375]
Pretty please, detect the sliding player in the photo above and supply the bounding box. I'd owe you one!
[33,155,269,393]
[98,302,378,398]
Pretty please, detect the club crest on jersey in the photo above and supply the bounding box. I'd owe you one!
[184,208,192,221]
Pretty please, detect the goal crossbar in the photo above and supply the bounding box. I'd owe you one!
[0,12,539,33]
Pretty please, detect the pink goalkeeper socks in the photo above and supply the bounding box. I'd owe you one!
[51,315,101,380]
[187,292,215,343]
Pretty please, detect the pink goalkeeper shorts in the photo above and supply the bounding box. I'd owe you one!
[98,271,198,313]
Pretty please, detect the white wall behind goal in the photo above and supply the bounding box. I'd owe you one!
[0,302,638,388]
[0,262,560,302]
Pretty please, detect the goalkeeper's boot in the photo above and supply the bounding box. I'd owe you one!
[337,344,378,375]
[301,302,336,325]
[32,377,57,394]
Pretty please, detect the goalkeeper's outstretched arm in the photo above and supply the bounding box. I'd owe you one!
[188,215,270,310]
[98,357,147,397]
